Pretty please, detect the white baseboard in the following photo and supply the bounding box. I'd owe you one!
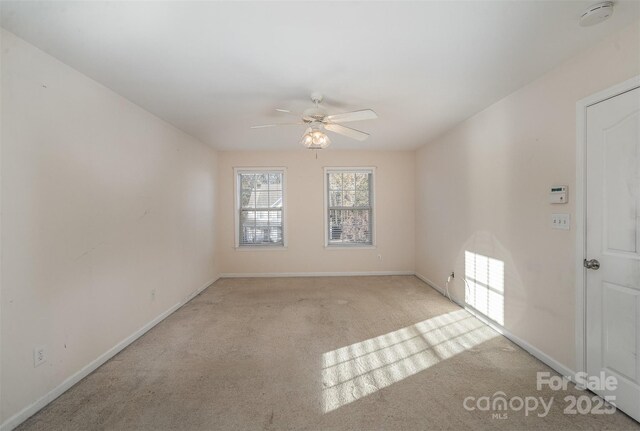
[219,271,414,278]
[185,275,219,303]
[3,271,578,430]
[414,273,451,298]
[414,273,576,380]
[0,276,219,431]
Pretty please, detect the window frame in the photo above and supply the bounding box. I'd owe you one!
[234,167,287,250]
[323,166,376,248]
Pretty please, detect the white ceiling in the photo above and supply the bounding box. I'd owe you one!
[2,1,639,151]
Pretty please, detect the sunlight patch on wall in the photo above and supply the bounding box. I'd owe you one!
[321,309,497,413]
[464,251,505,325]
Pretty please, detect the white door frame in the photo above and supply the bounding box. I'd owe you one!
[575,75,640,374]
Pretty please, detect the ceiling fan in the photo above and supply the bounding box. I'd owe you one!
[251,92,377,149]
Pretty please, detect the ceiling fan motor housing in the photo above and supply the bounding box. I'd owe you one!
[302,107,327,122]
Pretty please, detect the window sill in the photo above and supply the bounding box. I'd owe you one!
[324,245,377,250]
[234,246,288,252]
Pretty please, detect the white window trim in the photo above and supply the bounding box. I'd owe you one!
[323,166,377,248]
[234,167,288,249]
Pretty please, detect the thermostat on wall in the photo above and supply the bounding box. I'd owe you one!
[549,185,568,204]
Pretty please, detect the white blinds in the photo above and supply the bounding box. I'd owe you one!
[237,170,284,246]
[326,169,373,246]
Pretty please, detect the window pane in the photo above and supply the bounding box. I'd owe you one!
[329,173,343,190]
[240,173,256,209]
[268,210,282,224]
[343,173,356,190]
[355,189,369,206]
[251,188,266,208]
[342,191,355,207]
[240,210,253,226]
[328,209,371,244]
[241,174,255,191]
[240,174,257,208]
[269,189,283,208]
[240,210,256,244]
[269,226,282,243]
[255,210,269,228]
[241,190,253,208]
[240,209,283,245]
[241,172,283,209]
[329,191,342,207]
[355,173,369,191]
[268,173,281,186]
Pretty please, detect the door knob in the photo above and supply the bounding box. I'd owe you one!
[584,259,600,270]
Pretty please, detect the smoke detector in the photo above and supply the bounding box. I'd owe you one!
[580,2,614,27]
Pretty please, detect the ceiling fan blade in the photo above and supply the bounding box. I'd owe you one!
[275,109,301,118]
[324,109,377,123]
[250,123,303,129]
[324,123,369,141]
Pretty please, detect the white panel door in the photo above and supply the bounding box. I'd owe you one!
[586,86,640,422]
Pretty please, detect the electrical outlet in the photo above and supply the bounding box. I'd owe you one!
[34,346,46,367]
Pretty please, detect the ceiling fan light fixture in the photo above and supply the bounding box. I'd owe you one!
[300,128,331,150]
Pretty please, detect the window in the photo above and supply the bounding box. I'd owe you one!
[235,168,285,247]
[325,167,374,247]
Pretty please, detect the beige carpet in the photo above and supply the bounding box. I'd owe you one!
[17,276,639,430]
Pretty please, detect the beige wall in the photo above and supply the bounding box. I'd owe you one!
[1,30,218,424]
[2,15,638,430]
[415,21,640,371]
[217,150,415,275]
